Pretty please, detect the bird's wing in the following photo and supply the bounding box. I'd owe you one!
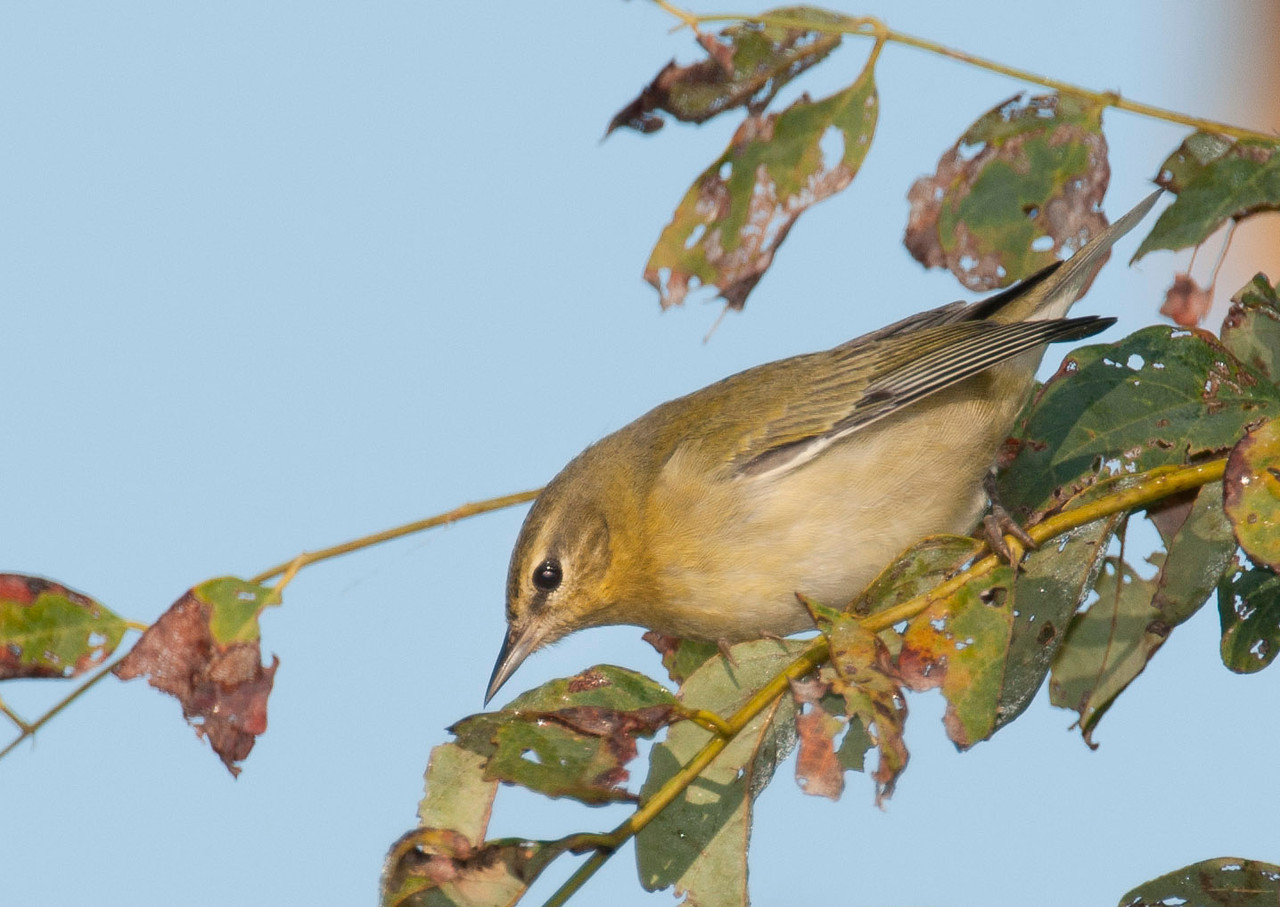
[731,315,1114,480]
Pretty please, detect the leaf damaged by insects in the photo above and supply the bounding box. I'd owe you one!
[451,665,680,805]
[898,564,1018,749]
[0,573,127,680]
[1223,415,1280,572]
[607,8,846,135]
[805,600,908,804]
[999,326,1280,518]
[1132,131,1280,261]
[644,56,878,310]
[906,92,1111,291]
[113,576,279,776]
[1119,856,1280,907]
[1220,273,1280,382]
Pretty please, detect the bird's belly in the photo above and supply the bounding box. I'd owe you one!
[648,398,1004,641]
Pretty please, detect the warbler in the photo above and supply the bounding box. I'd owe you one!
[487,191,1161,703]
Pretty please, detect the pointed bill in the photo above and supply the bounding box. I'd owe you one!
[485,622,543,705]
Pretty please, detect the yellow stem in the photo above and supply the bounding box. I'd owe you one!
[0,656,125,760]
[0,697,31,733]
[658,4,1273,143]
[248,489,541,585]
[540,457,1227,905]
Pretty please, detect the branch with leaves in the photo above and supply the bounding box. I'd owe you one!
[3,5,1279,907]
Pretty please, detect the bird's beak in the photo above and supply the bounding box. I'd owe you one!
[485,621,542,706]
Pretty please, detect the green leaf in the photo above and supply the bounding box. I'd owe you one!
[1002,326,1280,516]
[1049,552,1166,746]
[0,573,127,679]
[849,535,985,619]
[905,92,1110,290]
[607,7,845,134]
[1221,273,1280,382]
[1151,482,1237,624]
[636,639,807,907]
[1133,132,1280,260]
[416,744,498,848]
[450,666,679,804]
[899,563,1016,748]
[1223,417,1280,571]
[1217,558,1280,674]
[195,576,278,646]
[643,632,719,685]
[994,514,1121,730]
[1119,856,1280,907]
[644,56,877,309]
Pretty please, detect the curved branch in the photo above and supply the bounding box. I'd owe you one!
[663,5,1273,144]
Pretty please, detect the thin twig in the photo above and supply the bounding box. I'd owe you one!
[662,4,1273,143]
[248,489,541,584]
[0,656,127,760]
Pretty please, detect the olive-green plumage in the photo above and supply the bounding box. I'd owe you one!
[487,191,1161,703]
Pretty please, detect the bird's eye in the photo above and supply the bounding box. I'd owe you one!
[531,558,563,592]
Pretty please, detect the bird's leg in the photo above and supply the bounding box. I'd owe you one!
[716,638,740,667]
[981,471,1037,564]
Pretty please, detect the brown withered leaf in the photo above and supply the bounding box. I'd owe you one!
[382,827,567,907]
[645,59,877,309]
[606,9,844,135]
[114,577,278,776]
[1161,271,1214,326]
[807,599,908,805]
[790,676,845,800]
[906,93,1110,291]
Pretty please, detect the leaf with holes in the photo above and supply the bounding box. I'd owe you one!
[1221,273,1280,382]
[898,563,1017,749]
[0,573,127,680]
[636,639,807,907]
[1000,326,1280,517]
[905,92,1110,291]
[1133,132,1280,260]
[607,7,846,135]
[808,603,908,803]
[790,676,850,800]
[994,514,1121,731]
[450,666,679,804]
[1224,417,1280,572]
[644,56,877,310]
[113,576,279,776]
[1049,555,1166,746]
[1217,558,1280,674]
[1119,857,1280,907]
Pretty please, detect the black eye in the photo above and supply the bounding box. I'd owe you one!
[531,558,563,592]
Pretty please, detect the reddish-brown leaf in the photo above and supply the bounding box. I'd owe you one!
[790,676,845,800]
[114,579,277,776]
[1160,271,1214,326]
[382,827,567,907]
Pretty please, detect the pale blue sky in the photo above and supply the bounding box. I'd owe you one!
[3,3,1276,905]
